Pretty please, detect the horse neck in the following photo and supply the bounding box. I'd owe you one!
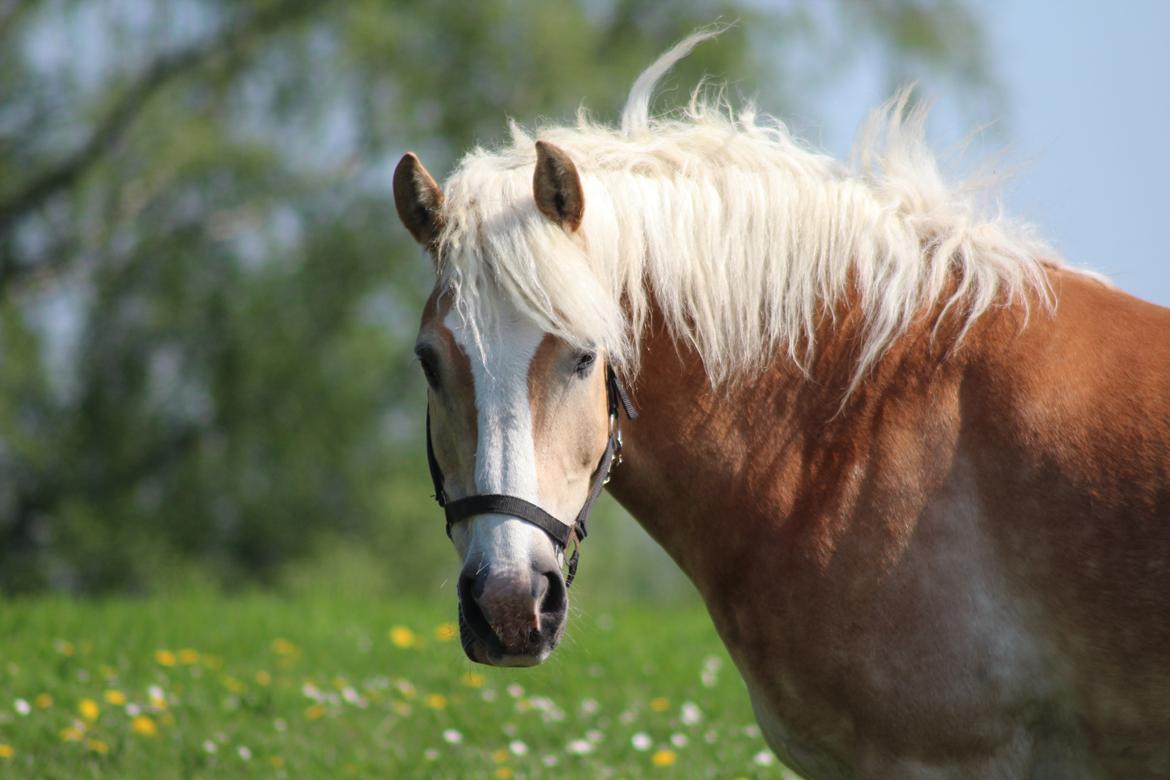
[604,299,973,600]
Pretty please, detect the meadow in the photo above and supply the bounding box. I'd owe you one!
[0,596,796,778]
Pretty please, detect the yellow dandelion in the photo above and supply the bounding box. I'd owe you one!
[255,670,272,686]
[0,744,13,759]
[332,677,348,690]
[269,756,285,769]
[424,693,447,710]
[131,716,157,737]
[461,672,485,688]
[434,623,458,642]
[494,769,514,779]
[154,649,176,667]
[389,626,417,649]
[178,648,200,665]
[78,699,100,722]
[54,639,75,656]
[491,748,509,763]
[271,638,297,656]
[103,690,126,706]
[34,693,53,709]
[86,739,109,755]
[652,749,677,767]
[221,675,246,694]
[305,704,326,721]
[60,726,84,742]
[649,697,670,713]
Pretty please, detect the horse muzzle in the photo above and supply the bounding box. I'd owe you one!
[457,561,567,666]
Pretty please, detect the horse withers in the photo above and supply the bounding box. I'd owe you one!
[393,32,1170,779]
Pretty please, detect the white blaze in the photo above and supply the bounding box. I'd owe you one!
[444,303,557,571]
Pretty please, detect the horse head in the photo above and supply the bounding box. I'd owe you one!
[395,143,621,666]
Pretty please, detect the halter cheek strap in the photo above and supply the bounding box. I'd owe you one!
[425,365,636,588]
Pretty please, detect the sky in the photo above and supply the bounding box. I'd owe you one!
[29,3,1168,307]
[809,1,1170,307]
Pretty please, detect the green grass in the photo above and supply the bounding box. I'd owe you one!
[0,596,794,778]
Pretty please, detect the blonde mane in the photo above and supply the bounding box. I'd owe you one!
[435,31,1056,392]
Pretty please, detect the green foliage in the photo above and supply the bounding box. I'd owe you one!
[0,0,992,595]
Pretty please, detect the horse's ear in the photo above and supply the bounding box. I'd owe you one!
[394,152,444,250]
[533,140,584,232]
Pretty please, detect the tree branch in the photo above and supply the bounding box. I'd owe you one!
[0,0,318,244]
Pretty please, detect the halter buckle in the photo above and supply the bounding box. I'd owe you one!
[603,411,623,485]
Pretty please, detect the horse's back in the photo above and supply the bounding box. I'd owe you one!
[967,269,1170,774]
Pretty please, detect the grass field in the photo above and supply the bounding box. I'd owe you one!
[0,596,797,778]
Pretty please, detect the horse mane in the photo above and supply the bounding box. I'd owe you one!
[436,30,1059,393]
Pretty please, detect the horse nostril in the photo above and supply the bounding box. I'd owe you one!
[539,571,566,616]
[458,566,495,644]
[459,565,490,604]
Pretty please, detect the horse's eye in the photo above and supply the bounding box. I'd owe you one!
[421,360,439,388]
[415,347,440,389]
[574,350,596,378]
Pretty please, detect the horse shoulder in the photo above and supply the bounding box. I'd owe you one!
[959,269,1170,772]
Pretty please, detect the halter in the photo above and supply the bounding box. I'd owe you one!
[425,364,637,588]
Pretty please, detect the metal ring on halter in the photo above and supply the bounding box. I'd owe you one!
[604,412,623,485]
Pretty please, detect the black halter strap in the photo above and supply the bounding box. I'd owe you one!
[425,364,636,588]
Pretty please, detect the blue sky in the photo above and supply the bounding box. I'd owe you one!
[808,1,1170,307]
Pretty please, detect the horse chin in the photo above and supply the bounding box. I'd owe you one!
[462,639,554,667]
[458,608,562,667]
[488,650,550,668]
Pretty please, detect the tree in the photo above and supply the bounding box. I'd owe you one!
[0,0,990,594]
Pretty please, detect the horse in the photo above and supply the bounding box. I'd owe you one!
[392,32,1170,779]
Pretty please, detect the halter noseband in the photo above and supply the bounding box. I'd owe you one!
[425,364,636,588]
